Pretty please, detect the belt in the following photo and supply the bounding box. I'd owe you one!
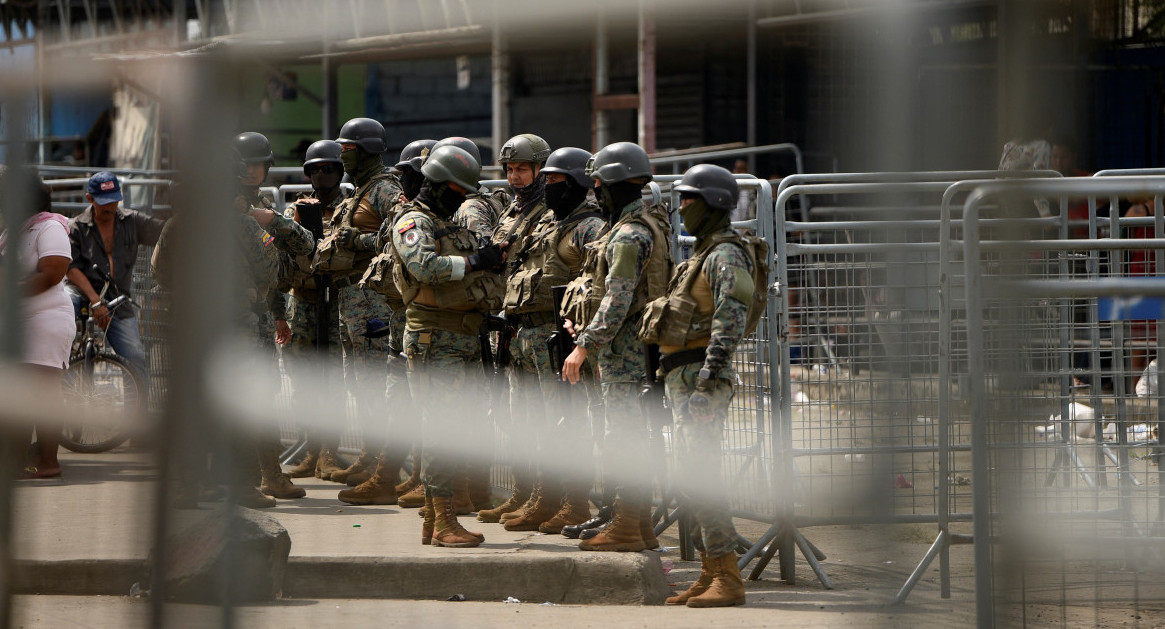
[509,311,556,329]
[660,347,707,376]
[331,272,362,290]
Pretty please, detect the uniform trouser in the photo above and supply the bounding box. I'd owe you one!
[384,307,418,462]
[666,362,739,558]
[595,319,651,504]
[508,323,552,477]
[285,294,347,447]
[403,327,483,498]
[338,286,393,447]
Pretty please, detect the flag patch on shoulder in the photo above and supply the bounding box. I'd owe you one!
[397,218,417,233]
[260,232,275,247]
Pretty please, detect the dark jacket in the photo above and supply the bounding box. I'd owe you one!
[68,205,166,319]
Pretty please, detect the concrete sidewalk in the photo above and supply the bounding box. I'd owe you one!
[9,449,667,604]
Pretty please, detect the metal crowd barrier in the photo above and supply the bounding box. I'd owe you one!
[958,176,1165,628]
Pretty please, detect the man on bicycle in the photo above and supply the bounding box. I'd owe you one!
[66,171,167,380]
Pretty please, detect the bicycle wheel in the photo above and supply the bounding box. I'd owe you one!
[60,353,144,453]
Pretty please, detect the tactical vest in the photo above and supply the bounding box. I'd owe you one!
[359,198,409,310]
[314,173,393,274]
[639,231,770,349]
[287,195,344,302]
[561,202,673,330]
[391,204,504,334]
[503,205,602,316]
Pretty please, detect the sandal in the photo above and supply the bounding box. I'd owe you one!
[18,465,61,480]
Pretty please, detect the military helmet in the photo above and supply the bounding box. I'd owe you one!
[673,164,738,212]
[586,141,652,185]
[540,147,593,188]
[234,132,274,165]
[431,136,482,165]
[498,133,551,164]
[336,117,387,154]
[302,140,343,172]
[396,139,437,173]
[421,145,481,192]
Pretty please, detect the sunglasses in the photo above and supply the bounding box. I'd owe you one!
[306,164,341,176]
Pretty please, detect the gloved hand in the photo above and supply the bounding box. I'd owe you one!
[468,243,506,273]
[688,376,717,422]
[337,227,375,252]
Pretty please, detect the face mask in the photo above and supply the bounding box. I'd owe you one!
[341,150,359,177]
[400,168,425,201]
[309,166,343,195]
[679,197,728,240]
[422,182,464,218]
[545,181,588,220]
[599,181,644,223]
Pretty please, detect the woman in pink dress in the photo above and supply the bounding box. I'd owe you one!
[1,172,74,478]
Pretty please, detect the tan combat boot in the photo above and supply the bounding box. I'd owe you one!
[578,500,646,552]
[397,482,426,508]
[337,456,399,505]
[421,491,435,544]
[504,482,563,531]
[640,502,660,550]
[477,472,532,523]
[259,450,306,499]
[451,471,475,515]
[686,552,745,607]
[395,465,421,496]
[236,485,277,508]
[539,481,592,534]
[315,447,347,481]
[500,480,543,523]
[666,552,712,605]
[431,496,484,548]
[286,446,319,478]
[330,449,374,484]
[467,464,494,511]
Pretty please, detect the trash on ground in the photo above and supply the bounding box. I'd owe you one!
[539,602,557,606]
[661,560,674,573]
[353,524,361,528]
[894,474,913,489]
[447,594,466,602]
[503,596,521,604]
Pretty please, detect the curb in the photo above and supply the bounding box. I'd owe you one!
[13,554,669,605]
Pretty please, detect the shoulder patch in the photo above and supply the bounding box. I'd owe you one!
[397,218,417,234]
[610,242,639,279]
[403,229,421,246]
[260,231,275,247]
[731,266,755,304]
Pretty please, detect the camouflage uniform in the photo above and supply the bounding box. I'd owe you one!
[452,188,508,242]
[329,169,401,444]
[391,201,502,497]
[573,198,672,503]
[659,227,754,558]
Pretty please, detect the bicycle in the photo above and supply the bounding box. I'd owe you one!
[60,286,147,453]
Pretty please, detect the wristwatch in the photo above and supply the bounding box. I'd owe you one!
[696,367,714,392]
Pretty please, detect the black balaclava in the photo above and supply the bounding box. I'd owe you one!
[545,179,589,221]
[309,166,343,204]
[598,181,644,226]
[513,170,547,216]
[400,167,425,201]
[416,181,465,220]
[345,148,384,185]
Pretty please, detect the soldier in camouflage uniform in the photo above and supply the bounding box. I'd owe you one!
[562,141,673,552]
[496,147,606,533]
[649,165,753,608]
[437,136,510,242]
[323,118,401,485]
[477,133,554,525]
[279,140,352,481]
[340,138,435,506]
[390,145,507,547]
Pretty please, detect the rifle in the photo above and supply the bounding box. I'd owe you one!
[546,285,576,422]
[295,198,331,352]
[640,343,671,429]
[482,313,515,375]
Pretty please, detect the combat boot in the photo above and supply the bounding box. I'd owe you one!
[451,471,475,515]
[578,500,647,552]
[686,553,745,608]
[666,552,712,605]
[477,471,532,523]
[337,456,398,505]
[539,481,592,534]
[500,480,543,522]
[421,491,435,545]
[259,449,306,499]
[562,504,612,539]
[236,486,277,509]
[504,482,563,531]
[286,446,319,478]
[431,496,484,548]
[345,470,372,486]
[640,502,660,550]
[330,449,374,484]
[315,447,347,481]
[395,465,421,496]
[468,464,494,511]
[397,482,426,508]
